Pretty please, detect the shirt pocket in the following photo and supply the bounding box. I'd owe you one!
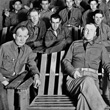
[2,55,15,70]
[89,49,101,62]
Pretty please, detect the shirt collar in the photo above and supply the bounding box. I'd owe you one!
[28,19,40,28]
[83,36,99,45]
[11,41,25,52]
[48,25,62,33]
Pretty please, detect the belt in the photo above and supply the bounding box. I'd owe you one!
[80,68,98,74]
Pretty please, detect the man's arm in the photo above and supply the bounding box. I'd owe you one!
[0,46,9,85]
[62,43,76,78]
[27,50,41,87]
[101,45,110,74]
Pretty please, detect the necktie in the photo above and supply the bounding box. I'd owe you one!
[83,42,88,51]
[18,47,21,54]
[68,10,71,20]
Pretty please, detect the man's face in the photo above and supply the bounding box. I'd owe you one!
[84,24,96,41]
[74,0,82,7]
[98,0,102,4]
[13,28,29,47]
[66,0,74,9]
[13,1,22,11]
[94,13,103,25]
[51,18,61,31]
[90,1,98,11]
[41,0,50,11]
[30,11,39,25]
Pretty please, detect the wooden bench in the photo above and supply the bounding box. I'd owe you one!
[27,51,76,110]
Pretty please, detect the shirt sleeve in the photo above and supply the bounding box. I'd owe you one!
[27,50,40,77]
[62,42,76,77]
[0,46,6,82]
[101,45,110,73]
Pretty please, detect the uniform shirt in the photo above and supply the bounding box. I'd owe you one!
[4,8,28,27]
[63,39,110,77]
[96,22,110,47]
[59,6,82,27]
[0,41,39,82]
[44,26,72,48]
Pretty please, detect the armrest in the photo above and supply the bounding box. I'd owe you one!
[17,77,33,90]
[6,71,28,89]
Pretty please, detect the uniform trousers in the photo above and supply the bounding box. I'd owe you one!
[66,71,107,110]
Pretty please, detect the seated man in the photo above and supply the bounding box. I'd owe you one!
[59,0,82,40]
[59,0,82,27]
[14,8,46,53]
[4,0,28,27]
[44,14,72,54]
[82,0,98,27]
[62,23,110,110]
[39,0,56,29]
[93,9,110,47]
[0,26,41,110]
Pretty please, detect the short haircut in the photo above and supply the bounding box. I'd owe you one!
[27,8,40,17]
[50,14,62,22]
[13,26,29,34]
[88,0,98,4]
[41,0,51,3]
[65,0,74,2]
[93,9,104,17]
[13,0,22,4]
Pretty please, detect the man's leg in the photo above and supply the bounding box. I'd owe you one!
[0,82,9,110]
[66,76,107,110]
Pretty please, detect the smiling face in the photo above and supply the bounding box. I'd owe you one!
[13,28,29,47]
[13,1,22,11]
[29,11,40,25]
[66,0,74,9]
[90,1,98,11]
[84,24,96,41]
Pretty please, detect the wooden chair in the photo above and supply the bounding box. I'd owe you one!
[27,51,76,110]
[0,26,13,45]
[5,64,34,110]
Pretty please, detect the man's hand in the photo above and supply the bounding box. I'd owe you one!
[33,79,41,89]
[2,80,9,86]
[33,74,41,89]
[74,70,82,79]
[4,9,10,17]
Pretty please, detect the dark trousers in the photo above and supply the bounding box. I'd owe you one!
[66,73,107,110]
[0,82,9,110]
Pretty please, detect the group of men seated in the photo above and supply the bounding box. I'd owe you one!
[1,0,110,110]
[2,0,110,54]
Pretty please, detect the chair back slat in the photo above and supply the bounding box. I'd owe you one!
[38,54,48,95]
[38,51,65,96]
[58,51,65,95]
[1,27,8,44]
[48,52,57,95]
